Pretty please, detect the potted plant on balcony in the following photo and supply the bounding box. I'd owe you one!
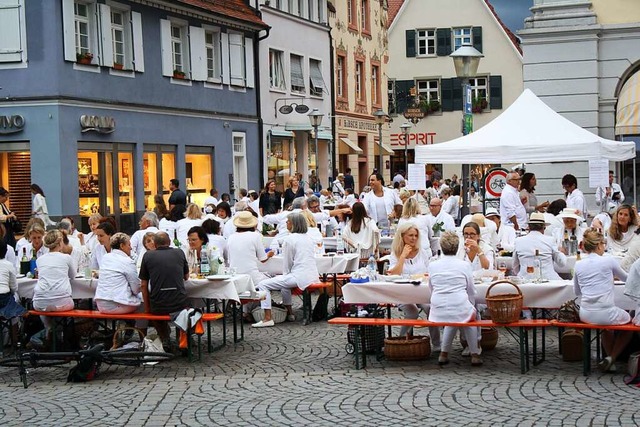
[472,96,488,113]
[76,52,93,65]
[173,69,186,79]
[113,62,124,70]
[428,99,441,113]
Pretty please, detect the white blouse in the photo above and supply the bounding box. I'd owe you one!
[33,252,75,302]
[227,231,269,285]
[281,233,319,290]
[95,249,142,307]
[389,249,430,275]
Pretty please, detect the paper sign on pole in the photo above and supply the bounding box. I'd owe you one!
[588,159,609,188]
[406,163,426,190]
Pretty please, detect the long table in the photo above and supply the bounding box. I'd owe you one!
[258,253,359,275]
[495,254,623,276]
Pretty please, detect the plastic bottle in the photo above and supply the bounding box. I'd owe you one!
[336,230,345,255]
[29,248,37,277]
[569,230,577,256]
[367,254,377,280]
[271,239,280,255]
[200,245,211,276]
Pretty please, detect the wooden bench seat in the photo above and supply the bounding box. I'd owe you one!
[293,282,332,325]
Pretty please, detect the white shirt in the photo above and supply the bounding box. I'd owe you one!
[203,196,218,207]
[456,240,495,271]
[90,244,107,269]
[363,188,402,224]
[389,249,430,275]
[176,217,204,247]
[500,184,527,229]
[595,183,624,212]
[513,231,567,281]
[332,180,345,197]
[95,249,142,307]
[0,258,17,295]
[428,256,476,322]
[573,253,627,300]
[495,225,516,252]
[566,188,588,219]
[442,195,460,220]
[342,218,380,259]
[130,226,159,259]
[281,233,319,290]
[227,231,269,285]
[84,232,100,252]
[33,252,75,302]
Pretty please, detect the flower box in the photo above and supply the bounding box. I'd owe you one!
[113,63,124,70]
[173,70,186,79]
[76,52,94,65]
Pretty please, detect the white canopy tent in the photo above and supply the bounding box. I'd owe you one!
[415,89,636,164]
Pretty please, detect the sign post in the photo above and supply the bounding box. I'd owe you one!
[482,167,509,213]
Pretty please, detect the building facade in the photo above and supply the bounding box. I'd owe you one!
[386,0,523,181]
[253,0,333,193]
[330,0,391,192]
[0,0,266,233]
[519,0,640,210]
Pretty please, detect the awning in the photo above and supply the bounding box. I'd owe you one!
[339,137,363,154]
[317,131,333,140]
[381,143,394,155]
[269,129,294,138]
[616,71,640,135]
[285,123,313,131]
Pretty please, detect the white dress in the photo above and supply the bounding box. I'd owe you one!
[428,256,476,323]
[32,193,55,226]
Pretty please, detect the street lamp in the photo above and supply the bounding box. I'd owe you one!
[450,43,483,218]
[373,108,388,174]
[308,109,324,192]
[400,122,412,173]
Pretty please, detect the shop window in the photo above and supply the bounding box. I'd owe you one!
[78,151,114,217]
[185,152,212,207]
[269,137,293,193]
[0,0,27,65]
[143,152,157,211]
[118,152,134,214]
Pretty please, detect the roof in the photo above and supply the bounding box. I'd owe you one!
[386,0,521,54]
[175,0,268,28]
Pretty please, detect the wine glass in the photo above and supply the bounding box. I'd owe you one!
[498,261,507,277]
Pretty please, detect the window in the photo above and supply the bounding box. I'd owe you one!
[110,10,127,66]
[270,49,286,90]
[309,59,324,97]
[228,32,246,86]
[74,2,92,57]
[233,132,248,191]
[416,29,436,56]
[417,79,439,102]
[355,60,365,102]
[347,0,357,29]
[205,30,221,80]
[388,80,396,115]
[290,54,305,93]
[0,0,27,64]
[317,0,325,23]
[371,64,380,106]
[336,55,346,99]
[361,0,370,34]
[453,27,472,51]
[470,76,488,102]
[171,25,186,73]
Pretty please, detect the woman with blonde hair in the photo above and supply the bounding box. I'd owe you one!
[84,213,103,252]
[176,203,204,246]
[398,197,432,253]
[283,176,305,210]
[574,228,632,372]
[301,210,323,247]
[606,204,639,253]
[96,233,142,314]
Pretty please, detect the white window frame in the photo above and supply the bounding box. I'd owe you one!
[416,28,436,57]
[204,26,222,82]
[416,79,440,102]
[470,76,488,102]
[336,56,344,98]
[232,132,248,191]
[0,0,28,67]
[269,48,286,91]
[160,17,189,78]
[355,60,363,101]
[453,27,472,51]
[290,53,305,93]
[371,64,379,105]
[361,0,369,31]
[171,23,187,73]
[309,58,324,97]
[110,9,127,66]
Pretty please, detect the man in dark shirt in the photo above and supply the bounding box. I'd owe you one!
[343,168,355,192]
[139,231,189,343]
[168,179,187,209]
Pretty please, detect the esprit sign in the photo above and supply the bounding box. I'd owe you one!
[80,115,116,134]
[390,132,436,147]
[0,115,25,134]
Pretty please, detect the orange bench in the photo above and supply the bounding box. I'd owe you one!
[292,282,332,325]
[328,317,552,372]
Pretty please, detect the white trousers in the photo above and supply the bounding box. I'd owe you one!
[257,274,299,309]
[442,326,479,354]
[398,303,441,347]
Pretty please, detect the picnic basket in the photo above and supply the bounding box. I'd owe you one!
[384,335,431,361]
[485,280,523,324]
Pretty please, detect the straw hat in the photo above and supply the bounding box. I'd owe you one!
[558,208,582,221]
[485,208,500,218]
[233,211,257,229]
[527,212,549,225]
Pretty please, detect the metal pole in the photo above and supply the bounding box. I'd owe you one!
[378,124,383,174]
[461,78,472,218]
[404,130,408,173]
[314,126,319,192]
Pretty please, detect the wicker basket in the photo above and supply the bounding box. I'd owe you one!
[485,280,523,323]
[480,327,499,351]
[252,306,288,324]
[384,335,431,361]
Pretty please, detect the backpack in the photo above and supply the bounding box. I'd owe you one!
[67,347,103,383]
[312,293,329,322]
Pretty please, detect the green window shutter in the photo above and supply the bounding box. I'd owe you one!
[395,80,415,115]
[490,75,502,110]
[406,30,416,57]
[441,78,454,112]
[436,28,451,56]
[452,78,463,111]
[472,27,483,53]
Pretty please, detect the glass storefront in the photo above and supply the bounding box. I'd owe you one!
[185,149,213,206]
[268,137,293,193]
[118,152,134,214]
[143,147,176,210]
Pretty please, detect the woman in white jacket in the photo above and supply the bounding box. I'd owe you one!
[342,202,380,260]
[31,184,55,226]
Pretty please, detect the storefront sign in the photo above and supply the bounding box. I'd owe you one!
[0,115,25,134]
[389,132,436,147]
[338,117,378,132]
[80,115,116,134]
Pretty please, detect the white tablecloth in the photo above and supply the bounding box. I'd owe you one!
[496,254,623,276]
[342,280,637,310]
[17,274,254,303]
[258,254,359,275]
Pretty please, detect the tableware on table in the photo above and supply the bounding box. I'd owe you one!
[229,267,237,276]
[206,274,232,281]
[498,261,507,275]
[392,278,422,285]
[16,274,25,279]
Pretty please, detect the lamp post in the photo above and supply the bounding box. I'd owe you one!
[308,109,324,192]
[400,122,412,174]
[450,43,483,218]
[373,109,388,175]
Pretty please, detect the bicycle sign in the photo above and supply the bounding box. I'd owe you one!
[483,167,509,199]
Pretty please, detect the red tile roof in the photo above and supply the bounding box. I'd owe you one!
[386,0,521,54]
[176,0,268,28]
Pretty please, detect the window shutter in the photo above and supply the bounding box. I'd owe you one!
[98,4,113,67]
[440,78,453,112]
[131,12,145,72]
[189,26,206,81]
[0,0,22,62]
[405,30,416,58]
[290,55,305,88]
[221,32,230,84]
[490,75,502,110]
[472,27,482,53]
[61,0,76,61]
[228,33,245,86]
[160,19,173,77]
[452,77,463,111]
[394,80,414,115]
[436,28,451,56]
[245,36,254,88]
[309,60,324,93]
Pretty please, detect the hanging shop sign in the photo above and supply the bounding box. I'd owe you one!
[80,115,116,134]
[0,115,25,134]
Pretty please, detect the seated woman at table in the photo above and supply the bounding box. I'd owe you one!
[214,201,232,225]
[90,219,116,270]
[183,226,214,274]
[0,240,25,345]
[342,202,380,260]
[398,198,432,253]
[607,204,639,254]
[176,203,204,247]
[428,232,482,366]
[456,222,494,271]
[32,230,76,335]
[95,233,142,315]
[135,231,157,271]
[83,213,102,253]
[202,218,227,261]
[485,208,515,252]
[552,208,585,250]
[387,223,441,349]
[301,211,323,248]
[574,228,632,372]
[252,213,319,328]
[543,199,566,238]
[15,223,49,272]
[513,213,567,281]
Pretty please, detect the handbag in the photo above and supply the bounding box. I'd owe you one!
[624,351,640,386]
[557,298,580,323]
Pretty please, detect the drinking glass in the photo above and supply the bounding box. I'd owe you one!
[498,261,507,276]
[229,267,237,276]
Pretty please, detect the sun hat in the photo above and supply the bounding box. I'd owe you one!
[558,208,582,221]
[233,211,258,229]
[485,208,499,218]
[527,212,549,225]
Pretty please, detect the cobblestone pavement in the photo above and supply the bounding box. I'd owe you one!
[1,303,639,426]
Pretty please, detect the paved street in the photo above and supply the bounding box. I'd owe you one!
[1,304,639,426]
